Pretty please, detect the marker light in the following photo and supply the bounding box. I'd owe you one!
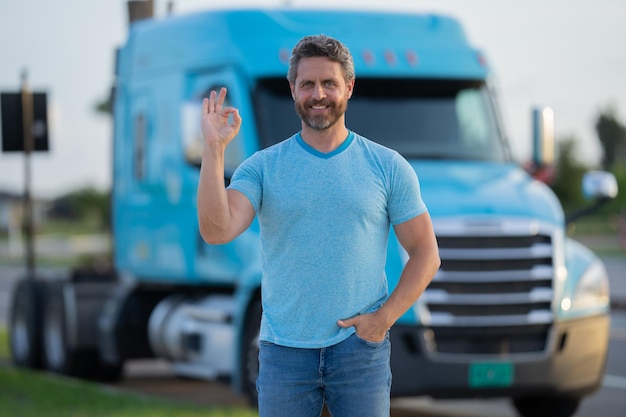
[363,49,375,66]
[406,50,418,67]
[384,50,397,66]
[477,52,488,68]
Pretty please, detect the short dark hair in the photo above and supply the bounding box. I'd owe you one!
[287,34,355,84]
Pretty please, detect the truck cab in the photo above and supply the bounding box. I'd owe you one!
[110,9,616,416]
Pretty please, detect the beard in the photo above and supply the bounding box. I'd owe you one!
[294,98,347,131]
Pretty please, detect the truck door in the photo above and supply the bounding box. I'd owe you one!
[181,69,261,284]
[114,89,166,276]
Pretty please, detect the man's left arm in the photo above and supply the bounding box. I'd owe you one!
[338,211,440,342]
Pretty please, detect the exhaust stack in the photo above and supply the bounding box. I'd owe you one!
[127,0,154,25]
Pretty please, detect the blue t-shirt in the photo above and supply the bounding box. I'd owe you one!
[228,131,426,348]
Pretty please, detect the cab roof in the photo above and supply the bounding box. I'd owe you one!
[119,8,489,80]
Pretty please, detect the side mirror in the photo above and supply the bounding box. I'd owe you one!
[582,170,618,200]
[566,170,619,225]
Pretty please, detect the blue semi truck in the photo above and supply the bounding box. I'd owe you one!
[9,6,618,417]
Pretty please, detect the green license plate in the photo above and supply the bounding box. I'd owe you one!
[469,362,514,388]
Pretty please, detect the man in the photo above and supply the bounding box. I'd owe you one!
[197,35,440,417]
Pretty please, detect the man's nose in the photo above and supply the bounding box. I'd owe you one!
[312,83,326,100]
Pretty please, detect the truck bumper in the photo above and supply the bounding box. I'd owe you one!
[390,314,609,399]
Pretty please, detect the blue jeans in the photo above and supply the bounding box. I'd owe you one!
[257,332,392,417]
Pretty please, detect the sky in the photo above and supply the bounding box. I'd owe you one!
[1,0,625,198]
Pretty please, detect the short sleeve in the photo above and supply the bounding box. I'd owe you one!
[387,153,427,225]
[228,152,263,213]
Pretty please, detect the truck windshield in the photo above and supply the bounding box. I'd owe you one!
[254,78,508,161]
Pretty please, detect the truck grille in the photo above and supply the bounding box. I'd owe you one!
[423,225,555,355]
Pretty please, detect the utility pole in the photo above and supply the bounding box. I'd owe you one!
[21,69,36,278]
[1,71,48,276]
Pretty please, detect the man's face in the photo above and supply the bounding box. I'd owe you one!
[290,57,354,131]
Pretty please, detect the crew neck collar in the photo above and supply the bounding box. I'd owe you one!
[296,131,354,159]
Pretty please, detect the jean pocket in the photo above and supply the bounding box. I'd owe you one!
[354,331,389,348]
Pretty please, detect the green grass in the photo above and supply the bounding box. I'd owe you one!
[0,255,90,269]
[0,216,112,268]
[0,217,105,241]
[0,326,8,360]
[37,217,107,236]
[0,367,257,417]
[568,216,618,235]
[0,327,256,417]
[567,216,626,257]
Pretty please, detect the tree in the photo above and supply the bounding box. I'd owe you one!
[550,136,588,210]
[48,187,110,229]
[94,86,114,116]
[595,106,626,170]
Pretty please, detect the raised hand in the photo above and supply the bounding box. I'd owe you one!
[201,87,242,149]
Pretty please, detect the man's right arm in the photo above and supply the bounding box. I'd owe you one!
[197,88,255,245]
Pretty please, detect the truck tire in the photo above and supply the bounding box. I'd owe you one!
[42,282,92,378]
[94,361,124,382]
[240,300,262,407]
[512,395,580,417]
[9,279,45,369]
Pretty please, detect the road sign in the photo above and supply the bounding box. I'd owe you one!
[1,91,49,152]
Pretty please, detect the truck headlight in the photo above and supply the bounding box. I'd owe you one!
[561,260,610,312]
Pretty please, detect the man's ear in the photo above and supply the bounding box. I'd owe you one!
[347,79,355,99]
[289,83,296,100]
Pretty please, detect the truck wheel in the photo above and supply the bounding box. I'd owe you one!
[95,361,124,382]
[241,300,262,407]
[9,279,45,369]
[512,395,580,417]
[42,282,91,378]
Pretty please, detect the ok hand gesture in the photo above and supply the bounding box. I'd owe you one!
[201,87,242,150]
